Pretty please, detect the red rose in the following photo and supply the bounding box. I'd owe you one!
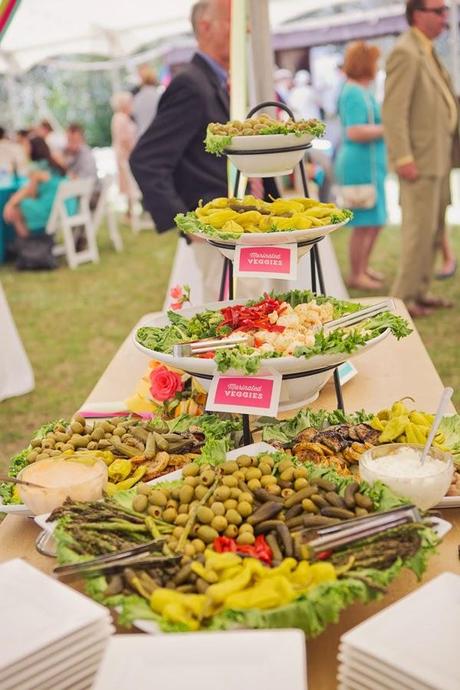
[149,365,184,402]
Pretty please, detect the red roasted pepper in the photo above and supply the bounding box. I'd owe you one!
[213,535,273,565]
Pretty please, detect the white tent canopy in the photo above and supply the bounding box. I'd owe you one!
[0,0,395,74]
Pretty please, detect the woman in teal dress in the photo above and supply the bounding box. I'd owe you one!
[335,41,387,291]
[3,136,66,237]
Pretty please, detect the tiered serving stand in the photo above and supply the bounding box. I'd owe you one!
[192,102,348,440]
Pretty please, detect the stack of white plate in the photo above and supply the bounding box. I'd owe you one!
[337,572,460,690]
[93,630,307,690]
[0,559,113,690]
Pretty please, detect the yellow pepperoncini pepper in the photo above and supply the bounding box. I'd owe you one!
[290,560,313,587]
[309,561,337,585]
[221,219,245,234]
[206,561,256,604]
[204,551,242,572]
[162,602,200,631]
[379,415,410,443]
[206,209,238,228]
[108,458,132,482]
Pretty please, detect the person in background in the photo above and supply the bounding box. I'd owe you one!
[34,120,66,163]
[335,41,387,291]
[132,64,163,139]
[64,123,99,207]
[274,67,293,104]
[0,127,28,176]
[288,69,322,121]
[383,0,458,317]
[111,91,138,221]
[130,0,278,301]
[15,129,31,168]
[2,136,66,237]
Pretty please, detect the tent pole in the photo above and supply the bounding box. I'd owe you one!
[247,0,274,107]
[450,0,460,94]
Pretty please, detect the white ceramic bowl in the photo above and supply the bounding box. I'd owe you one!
[134,300,391,411]
[359,443,453,511]
[18,457,108,515]
[225,132,315,177]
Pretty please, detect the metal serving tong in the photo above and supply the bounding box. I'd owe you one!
[54,539,181,578]
[172,300,393,358]
[173,334,249,358]
[323,299,394,334]
[307,504,421,557]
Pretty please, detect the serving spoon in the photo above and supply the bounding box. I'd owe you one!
[0,476,48,490]
[419,386,453,465]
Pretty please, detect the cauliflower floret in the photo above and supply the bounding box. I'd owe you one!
[277,308,300,329]
[253,330,277,345]
[258,342,275,354]
[318,303,334,323]
[268,311,278,324]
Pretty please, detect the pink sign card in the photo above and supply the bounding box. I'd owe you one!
[234,244,297,280]
[206,372,282,416]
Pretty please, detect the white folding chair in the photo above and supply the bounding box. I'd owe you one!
[92,175,123,252]
[46,178,99,269]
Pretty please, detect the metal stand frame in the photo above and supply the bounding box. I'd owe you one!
[211,101,345,444]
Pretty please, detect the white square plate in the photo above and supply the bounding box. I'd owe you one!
[0,559,111,674]
[92,630,307,690]
[340,573,460,690]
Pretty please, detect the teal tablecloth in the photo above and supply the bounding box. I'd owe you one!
[0,176,20,263]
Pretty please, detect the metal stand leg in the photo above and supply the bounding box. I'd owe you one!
[333,368,345,411]
[242,414,252,445]
[218,260,228,301]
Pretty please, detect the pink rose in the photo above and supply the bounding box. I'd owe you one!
[170,285,183,300]
[149,365,184,402]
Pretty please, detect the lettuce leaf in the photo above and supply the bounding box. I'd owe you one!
[438,415,460,466]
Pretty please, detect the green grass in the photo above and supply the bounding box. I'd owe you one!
[0,223,177,470]
[1,221,458,473]
[331,225,460,409]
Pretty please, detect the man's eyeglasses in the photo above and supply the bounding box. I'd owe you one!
[419,5,449,15]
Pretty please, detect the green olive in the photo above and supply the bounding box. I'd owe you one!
[195,485,208,500]
[225,509,242,526]
[197,506,214,524]
[237,501,252,518]
[236,532,255,545]
[162,507,178,523]
[222,475,238,488]
[192,538,206,553]
[182,463,200,477]
[148,505,162,518]
[294,478,309,491]
[70,421,85,434]
[247,478,261,491]
[214,485,231,501]
[221,461,239,475]
[266,484,281,496]
[173,526,184,539]
[132,494,148,512]
[260,475,276,487]
[183,476,199,488]
[201,470,216,486]
[178,504,189,515]
[197,525,219,544]
[179,485,194,504]
[246,467,262,481]
[175,513,189,526]
[239,523,254,534]
[236,454,252,467]
[148,490,168,507]
[211,501,225,516]
[211,515,228,532]
[224,499,238,510]
[230,487,242,500]
[224,524,239,538]
[137,482,150,495]
[293,467,308,479]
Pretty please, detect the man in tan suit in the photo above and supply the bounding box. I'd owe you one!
[383,0,459,317]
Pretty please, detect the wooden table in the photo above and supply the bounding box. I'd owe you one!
[1,299,458,690]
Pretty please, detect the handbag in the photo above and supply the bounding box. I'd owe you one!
[15,234,57,271]
[336,90,378,210]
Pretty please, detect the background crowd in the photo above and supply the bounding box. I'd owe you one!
[0,0,458,321]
